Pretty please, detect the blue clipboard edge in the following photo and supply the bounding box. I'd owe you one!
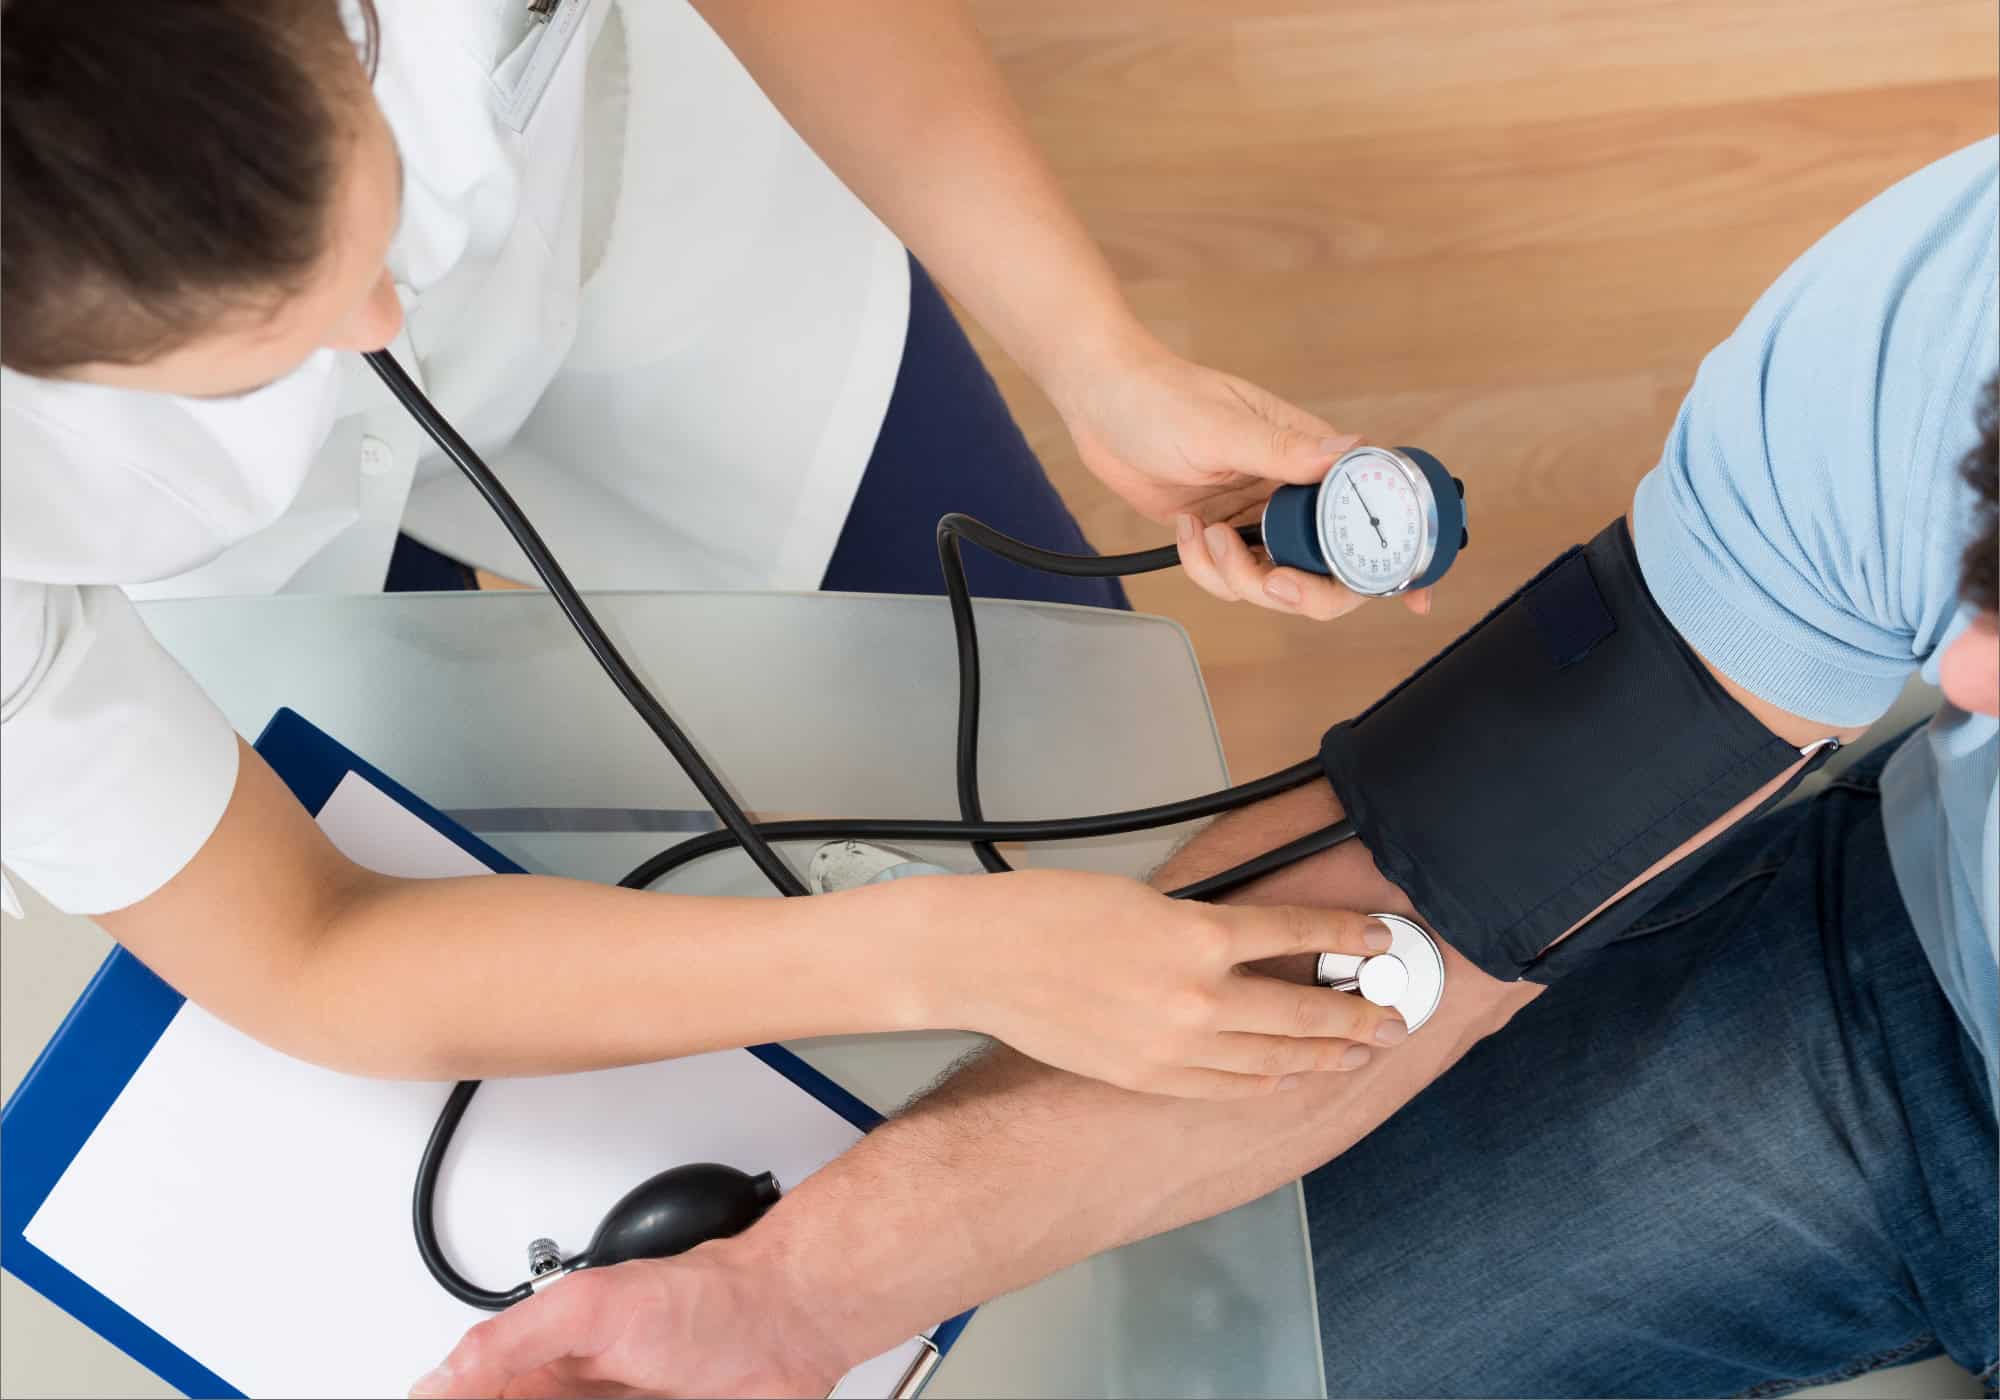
[2,945,235,1398]
[3,706,973,1392]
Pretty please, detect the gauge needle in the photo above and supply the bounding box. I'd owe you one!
[1353,483,1390,548]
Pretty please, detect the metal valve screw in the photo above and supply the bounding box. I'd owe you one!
[527,1237,564,1276]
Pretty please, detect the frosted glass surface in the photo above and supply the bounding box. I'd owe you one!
[133,589,1323,1398]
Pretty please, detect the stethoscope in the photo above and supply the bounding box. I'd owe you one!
[361,349,1467,1311]
[1316,914,1445,1031]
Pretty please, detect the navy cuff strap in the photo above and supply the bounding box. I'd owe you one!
[1318,518,1812,982]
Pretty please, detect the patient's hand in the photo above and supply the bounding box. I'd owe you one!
[409,1245,841,1399]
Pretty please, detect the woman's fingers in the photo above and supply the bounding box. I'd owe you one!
[1176,513,1238,601]
[1198,1032,1378,1078]
[1174,514,1372,621]
[1146,1066,1332,1100]
[1221,973,1406,1046]
[1204,522,1271,599]
[1214,903,1398,964]
[1263,566,1366,622]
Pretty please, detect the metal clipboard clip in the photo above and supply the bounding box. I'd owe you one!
[823,1336,942,1400]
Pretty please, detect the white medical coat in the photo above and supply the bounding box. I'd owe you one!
[0,0,908,913]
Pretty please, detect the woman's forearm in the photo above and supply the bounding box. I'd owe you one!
[102,740,936,1080]
[294,871,935,1078]
[108,744,1410,1097]
[689,0,1153,397]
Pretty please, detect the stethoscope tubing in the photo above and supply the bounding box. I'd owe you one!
[363,349,1350,1312]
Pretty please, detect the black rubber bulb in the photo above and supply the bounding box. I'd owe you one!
[571,1163,781,1271]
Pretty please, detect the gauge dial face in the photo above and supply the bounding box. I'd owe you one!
[1319,450,1430,594]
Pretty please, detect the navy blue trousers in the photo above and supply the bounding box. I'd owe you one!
[818,256,1126,607]
[390,256,1126,608]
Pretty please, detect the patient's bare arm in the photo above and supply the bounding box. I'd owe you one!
[426,738,1820,1397]
[729,781,1543,1383]
[418,781,1551,1398]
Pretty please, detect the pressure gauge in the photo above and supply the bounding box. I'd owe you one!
[1261,446,1467,597]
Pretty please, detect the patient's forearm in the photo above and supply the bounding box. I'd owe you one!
[740,785,1541,1374]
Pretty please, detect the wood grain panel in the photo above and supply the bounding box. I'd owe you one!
[959,0,1997,777]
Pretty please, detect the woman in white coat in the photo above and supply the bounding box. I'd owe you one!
[1,1,1420,1121]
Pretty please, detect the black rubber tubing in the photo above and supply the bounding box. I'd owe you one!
[364,349,1349,1310]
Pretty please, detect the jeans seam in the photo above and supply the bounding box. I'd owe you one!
[1733,1333,1938,1398]
[1620,860,1787,940]
[1614,762,1887,943]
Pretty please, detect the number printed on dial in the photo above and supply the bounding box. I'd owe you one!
[1327,456,1422,592]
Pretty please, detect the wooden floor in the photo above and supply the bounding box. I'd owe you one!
[959,0,1998,778]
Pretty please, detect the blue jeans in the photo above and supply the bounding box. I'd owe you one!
[1305,737,1998,1397]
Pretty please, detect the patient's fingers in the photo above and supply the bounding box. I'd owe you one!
[498,1363,614,1399]
[416,1271,609,1397]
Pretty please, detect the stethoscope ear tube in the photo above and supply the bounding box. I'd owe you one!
[362,350,812,899]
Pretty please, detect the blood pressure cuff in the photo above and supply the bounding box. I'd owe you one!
[1318,518,1837,984]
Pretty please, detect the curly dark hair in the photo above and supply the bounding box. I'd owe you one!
[1963,374,1999,615]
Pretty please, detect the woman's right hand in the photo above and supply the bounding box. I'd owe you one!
[906,868,1408,1098]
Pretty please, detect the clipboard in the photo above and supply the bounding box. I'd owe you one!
[3,707,972,1398]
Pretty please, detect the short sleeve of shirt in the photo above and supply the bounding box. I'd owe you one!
[1634,138,1999,727]
[1,578,239,914]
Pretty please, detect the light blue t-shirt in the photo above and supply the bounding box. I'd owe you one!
[1634,137,1999,1081]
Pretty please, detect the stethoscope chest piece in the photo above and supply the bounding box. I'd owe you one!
[1315,913,1444,1032]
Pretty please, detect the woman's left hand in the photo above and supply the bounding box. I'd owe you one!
[1054,337,1432,621]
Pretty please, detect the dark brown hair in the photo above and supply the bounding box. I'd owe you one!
[1,1,377,375]
[1962,373,1998,614]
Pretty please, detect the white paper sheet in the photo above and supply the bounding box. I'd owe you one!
[26,772,932,1398]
